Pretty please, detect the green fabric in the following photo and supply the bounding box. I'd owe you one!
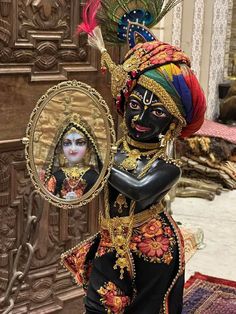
[142,69,185,117]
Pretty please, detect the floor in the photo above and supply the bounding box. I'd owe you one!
[172,190,236,282]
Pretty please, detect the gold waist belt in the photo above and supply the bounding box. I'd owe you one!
[100,202,164,229]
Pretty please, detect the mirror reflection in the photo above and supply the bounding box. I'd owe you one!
[43,114,100,200]
[25,80,116,208]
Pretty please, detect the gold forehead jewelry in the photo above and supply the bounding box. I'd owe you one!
[63,127,85,138]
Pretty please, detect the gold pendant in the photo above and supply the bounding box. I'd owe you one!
[114,194,128,213]
[120,149,141,171]
[113,256,130,280]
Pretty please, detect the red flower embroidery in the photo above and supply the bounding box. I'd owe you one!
[61,178,86,198]
[131,235,142,243]
[98,282,130,314]
[96,230,113,257]
[164,226,173,237]
[96,217,175,265]
[138,236,170,258]
[140,219,163,238]
[63,241,93,287]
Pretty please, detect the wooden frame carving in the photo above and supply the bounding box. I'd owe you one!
[0,0,98,81]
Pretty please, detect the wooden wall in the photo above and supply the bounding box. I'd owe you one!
[0,1,119,313]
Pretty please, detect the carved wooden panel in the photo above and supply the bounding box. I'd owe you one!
[0,0,98,81]
[0,0,121,311]
[0,140,99,313]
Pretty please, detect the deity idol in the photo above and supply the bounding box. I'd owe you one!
[61,1,206,313]
[45,114,100,200]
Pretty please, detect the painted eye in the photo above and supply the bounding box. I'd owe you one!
[62,140,72,146]
[75,139,87,146]
[129,101,141,110]
[152,108,167,118]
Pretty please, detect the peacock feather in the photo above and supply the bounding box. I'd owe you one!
[97,0,183,45]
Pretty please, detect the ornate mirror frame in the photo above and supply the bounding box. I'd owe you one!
[24,80,116,209]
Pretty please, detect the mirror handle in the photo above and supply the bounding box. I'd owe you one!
[22,137,29,145]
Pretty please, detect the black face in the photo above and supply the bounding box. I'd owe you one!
[125,85,174,142]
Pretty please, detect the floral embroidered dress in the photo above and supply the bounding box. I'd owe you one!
[61,202,185,314]
[46,168,98,200]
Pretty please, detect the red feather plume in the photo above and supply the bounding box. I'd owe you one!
[77,0,101,35]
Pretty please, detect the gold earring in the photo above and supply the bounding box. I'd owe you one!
[160,123,176,148]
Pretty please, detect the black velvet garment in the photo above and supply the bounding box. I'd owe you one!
[62,205,185,314]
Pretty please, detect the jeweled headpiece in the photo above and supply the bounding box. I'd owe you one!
[77,0,206,138]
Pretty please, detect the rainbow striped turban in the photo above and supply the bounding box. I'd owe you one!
[116,41,206,138]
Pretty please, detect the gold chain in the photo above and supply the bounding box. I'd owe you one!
[104,185,135,279]
[119,137,164,171]
[126,135,161,150]
[103,138,167,279]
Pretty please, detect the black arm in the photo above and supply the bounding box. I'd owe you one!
[108,162,181,202]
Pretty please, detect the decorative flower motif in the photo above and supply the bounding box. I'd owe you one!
[138,236,170,258]
[63,240,94,287]
[163,252,173,265]
[140,219,163,238]
[129,242,137,251]
[100,230,112,246]
[96,216,176,265]
[96,230,113,257]
[164,226,173,237]
[98,282,130,314]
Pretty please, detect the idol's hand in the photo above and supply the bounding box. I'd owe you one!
[108,162,181,202]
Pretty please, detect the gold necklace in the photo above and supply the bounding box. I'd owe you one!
[126,135,161,150]
[104,185,135,280]
[120,137,164,171]
[62,166,90,180]
[103,145,166,279]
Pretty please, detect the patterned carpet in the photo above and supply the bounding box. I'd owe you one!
[183,272,236,313]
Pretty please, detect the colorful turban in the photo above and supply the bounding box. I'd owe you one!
[116,40,206,138]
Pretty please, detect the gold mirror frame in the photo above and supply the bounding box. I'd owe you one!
[24,80,116,209]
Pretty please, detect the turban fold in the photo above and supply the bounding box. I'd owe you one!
[116,41,206,138]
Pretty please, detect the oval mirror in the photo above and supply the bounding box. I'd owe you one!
[25,80,116,209]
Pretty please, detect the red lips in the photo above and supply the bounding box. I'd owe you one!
[134,124,151,132]
[69,152,78,156]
